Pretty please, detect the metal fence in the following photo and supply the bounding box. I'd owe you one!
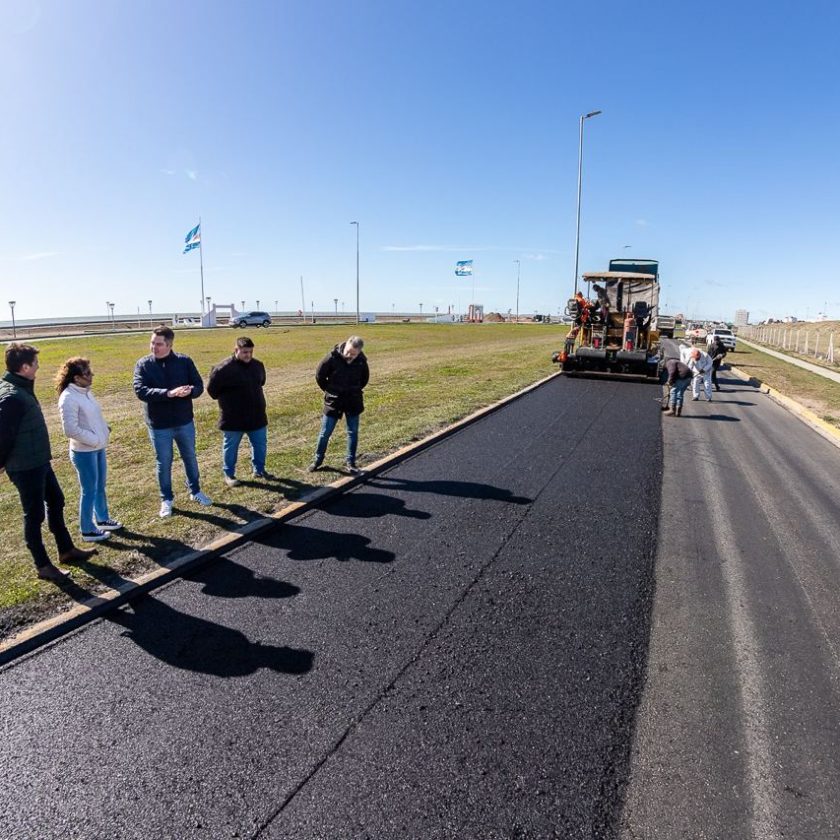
[740,326,837,366]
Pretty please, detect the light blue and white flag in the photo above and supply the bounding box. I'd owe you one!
[455,259,473,276]
[183,223,201,254]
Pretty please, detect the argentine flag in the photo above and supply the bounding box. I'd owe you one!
[455,259,473,276]
[183,223,201,254]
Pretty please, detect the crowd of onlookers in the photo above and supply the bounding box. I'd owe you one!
[0,328,369,582]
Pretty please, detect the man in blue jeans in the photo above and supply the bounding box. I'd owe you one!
[207,336,273,487]
[133,326,211,517]
[308,335,369,475]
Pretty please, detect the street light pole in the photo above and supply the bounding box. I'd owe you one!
[148,299,153,329]
[513,259,521,324]
[9,301,16,339]
[573,109,602,296]
[334,298,338,315]
[108,301,115,328]
[350,221,359,324]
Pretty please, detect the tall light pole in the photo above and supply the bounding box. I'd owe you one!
[9,301,16,339]
[513,259,521,324]
[148,299,153,329]
[275,299,278,314]
[108,301,115,328]
[241,299,245,312]
[350,221,360,324]
[573,109,602,296]
[334,298,338,315]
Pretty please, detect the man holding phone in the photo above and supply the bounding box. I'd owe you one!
[133,326,211,517]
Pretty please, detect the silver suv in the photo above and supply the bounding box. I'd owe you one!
[232,311,272,328]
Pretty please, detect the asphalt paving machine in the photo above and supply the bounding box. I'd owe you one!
[552,259,662,379]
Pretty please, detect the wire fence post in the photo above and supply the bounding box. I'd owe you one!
[814,333,820,359]
[829,333,835,365]
[804,332,809,355]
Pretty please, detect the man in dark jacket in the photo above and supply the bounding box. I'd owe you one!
[0,344,95,581]
[308,336,369,474]
[663,357,692,416]
[133,326,211,517]
[709,336,728,392]
[207,336,272,486]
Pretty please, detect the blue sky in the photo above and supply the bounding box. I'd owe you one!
[1,0,838,323]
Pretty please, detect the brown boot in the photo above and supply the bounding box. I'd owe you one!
[664,408,675,416]
[676,405,682,416]
[59,546,98,564]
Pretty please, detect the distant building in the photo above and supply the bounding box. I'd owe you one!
[735,309,750,326]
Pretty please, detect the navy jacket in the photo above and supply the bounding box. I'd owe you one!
[133,352,204,429]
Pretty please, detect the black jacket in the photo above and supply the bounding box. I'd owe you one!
[315,343,369,417]
[0,371,52,472]
[133,352,204,429]
[665,358,691,384]
[207,355,268,431]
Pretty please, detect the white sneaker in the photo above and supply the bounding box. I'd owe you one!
[190,491,212,506]
[159,499,173,518]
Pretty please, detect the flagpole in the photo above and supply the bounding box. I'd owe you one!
[198,216,206,316]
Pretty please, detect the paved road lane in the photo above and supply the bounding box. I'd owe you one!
[1,375,662,840]
[621,370,840,840]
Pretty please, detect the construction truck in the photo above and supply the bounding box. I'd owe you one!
[552,259,662,378]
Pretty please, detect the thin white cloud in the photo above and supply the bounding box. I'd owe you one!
[160,168,177,176]
[381,245,452,252]
[186,170,198,181]
[524,253,546,261]
[19,251,58,262]
[635,219,649,227]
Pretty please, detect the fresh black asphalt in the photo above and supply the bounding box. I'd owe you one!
[0,374,663,839]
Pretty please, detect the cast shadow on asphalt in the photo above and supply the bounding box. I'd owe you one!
[314,491,431,520]
[366,476,533,505]
[184,555,301,599]
[253,521,396,564]
[107,594,314,677]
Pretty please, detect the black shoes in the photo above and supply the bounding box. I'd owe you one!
[307,459,323,473]
[253,470,276,480]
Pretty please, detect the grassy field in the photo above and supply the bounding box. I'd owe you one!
[727,343,840,427]
[0,322,566,631]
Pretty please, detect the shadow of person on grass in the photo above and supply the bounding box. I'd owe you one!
[254,522,395,564]
[367,476,532,505]
[109,594,314,677]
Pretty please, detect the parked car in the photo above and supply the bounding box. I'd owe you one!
[232,311,272,328]
[706,327,736,352]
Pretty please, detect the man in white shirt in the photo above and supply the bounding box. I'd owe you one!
[687,348,714,401]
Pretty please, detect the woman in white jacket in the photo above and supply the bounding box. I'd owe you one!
[55,357,122,542]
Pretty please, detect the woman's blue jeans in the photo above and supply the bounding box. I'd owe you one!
[314,413,359,463]
[69,448,111,532]
[222,426,267,477]
[147,421,201,501]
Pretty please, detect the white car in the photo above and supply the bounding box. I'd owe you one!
[706,328,736,352]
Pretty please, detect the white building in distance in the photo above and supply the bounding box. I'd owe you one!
[735,309,750,326]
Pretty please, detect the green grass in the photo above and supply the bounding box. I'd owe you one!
[728,343,840,427]
[1,322,566,630]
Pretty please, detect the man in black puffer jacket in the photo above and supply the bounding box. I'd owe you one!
[0,343,95,581]
[207,336,271,486]
[308,336,369,474]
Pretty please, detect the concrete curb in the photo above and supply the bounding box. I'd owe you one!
[728,364,840,450]
[0,370,563,667]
